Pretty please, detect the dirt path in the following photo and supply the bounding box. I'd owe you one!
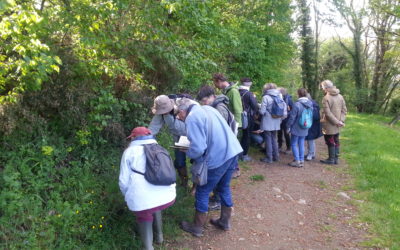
[169,138,370,249]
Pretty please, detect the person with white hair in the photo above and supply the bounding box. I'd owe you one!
[319,80,347,164]
[176,99,242,237]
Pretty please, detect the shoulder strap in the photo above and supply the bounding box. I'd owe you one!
[266,95,275,113]
[240,90,250,98]
[130,144,151,175]
[203,110,213,159]
[131,168,145,175]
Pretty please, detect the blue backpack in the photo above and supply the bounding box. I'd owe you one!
[269,95,285,118]
[298,104,313,129]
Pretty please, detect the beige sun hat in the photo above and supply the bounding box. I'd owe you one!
[152,95,175,115]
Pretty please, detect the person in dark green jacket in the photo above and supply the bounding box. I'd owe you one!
[213,73,243,178]
[213,73,243,128]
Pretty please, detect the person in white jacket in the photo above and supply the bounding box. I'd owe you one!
[119,127,176,250]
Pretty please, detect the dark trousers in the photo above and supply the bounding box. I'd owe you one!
[278,122,290,149]
[324,134,340,147]
[240,119,253,156]
[174,148,187,169]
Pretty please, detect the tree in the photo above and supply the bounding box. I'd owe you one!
[368,0,400,113]
[298,0,318,96]
[331,0,368,112]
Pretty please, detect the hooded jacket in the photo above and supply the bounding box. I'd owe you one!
[321,87,347,135]
[223,82,243,127]
[239,88,259,117]
[119,137,176,211]
[286,97,313,137]
[259,89,285,131]
[211,95,230,122]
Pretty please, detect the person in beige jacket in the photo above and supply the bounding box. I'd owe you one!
[319,80,347,164]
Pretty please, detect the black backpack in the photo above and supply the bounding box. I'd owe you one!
[132,144,176,186]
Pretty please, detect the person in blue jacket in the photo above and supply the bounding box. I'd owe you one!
[286,88,313,168]
[176,99,243,237]
[305,93,323,161]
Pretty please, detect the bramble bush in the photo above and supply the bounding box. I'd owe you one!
[0,81,195,248]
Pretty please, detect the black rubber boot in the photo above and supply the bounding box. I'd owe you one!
[180,210,208,237]
[210,206,232,230]
[152,211,163,244]
[177,167,188,187]
[320,146,335,165]
[138,221,154,250]
[334,147,340,165]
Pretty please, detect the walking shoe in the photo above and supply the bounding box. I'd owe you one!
[208,201,221,211]
[299,161,304,167]
[241,155,252,162]
[260,158,272,163]
[232,169,241,178]
[305,155,315,161]
[288,160,302,168]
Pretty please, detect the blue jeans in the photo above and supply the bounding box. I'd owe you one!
[174,148,187,169]
[250,133,264,145]
[195,155,238,213]
[291,135,305,162]
[306,139,315,157]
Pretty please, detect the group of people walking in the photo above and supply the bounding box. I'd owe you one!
[118,74,347,249]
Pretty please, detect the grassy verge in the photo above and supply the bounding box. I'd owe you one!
[341,113,400,248]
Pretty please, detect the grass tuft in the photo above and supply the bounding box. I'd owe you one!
[249,174,265,182]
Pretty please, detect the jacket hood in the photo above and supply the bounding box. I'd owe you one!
[212,94,229,106]
[225,82,239,91]
[327,87,340,96]
[265,89,281,97]
[298,97,313,108]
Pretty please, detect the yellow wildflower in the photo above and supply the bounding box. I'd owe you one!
[92,225,96,229]
[76,210,79,214]
[101,216,104,220]
[99,224,103,228]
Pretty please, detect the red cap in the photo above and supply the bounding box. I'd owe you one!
[127,127,152,139]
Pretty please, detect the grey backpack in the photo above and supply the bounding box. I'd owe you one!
[132,144,176,186]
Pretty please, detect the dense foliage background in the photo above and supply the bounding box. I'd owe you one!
[0,0,294,248]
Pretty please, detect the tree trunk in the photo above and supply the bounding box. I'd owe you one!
[388,114,400,126]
